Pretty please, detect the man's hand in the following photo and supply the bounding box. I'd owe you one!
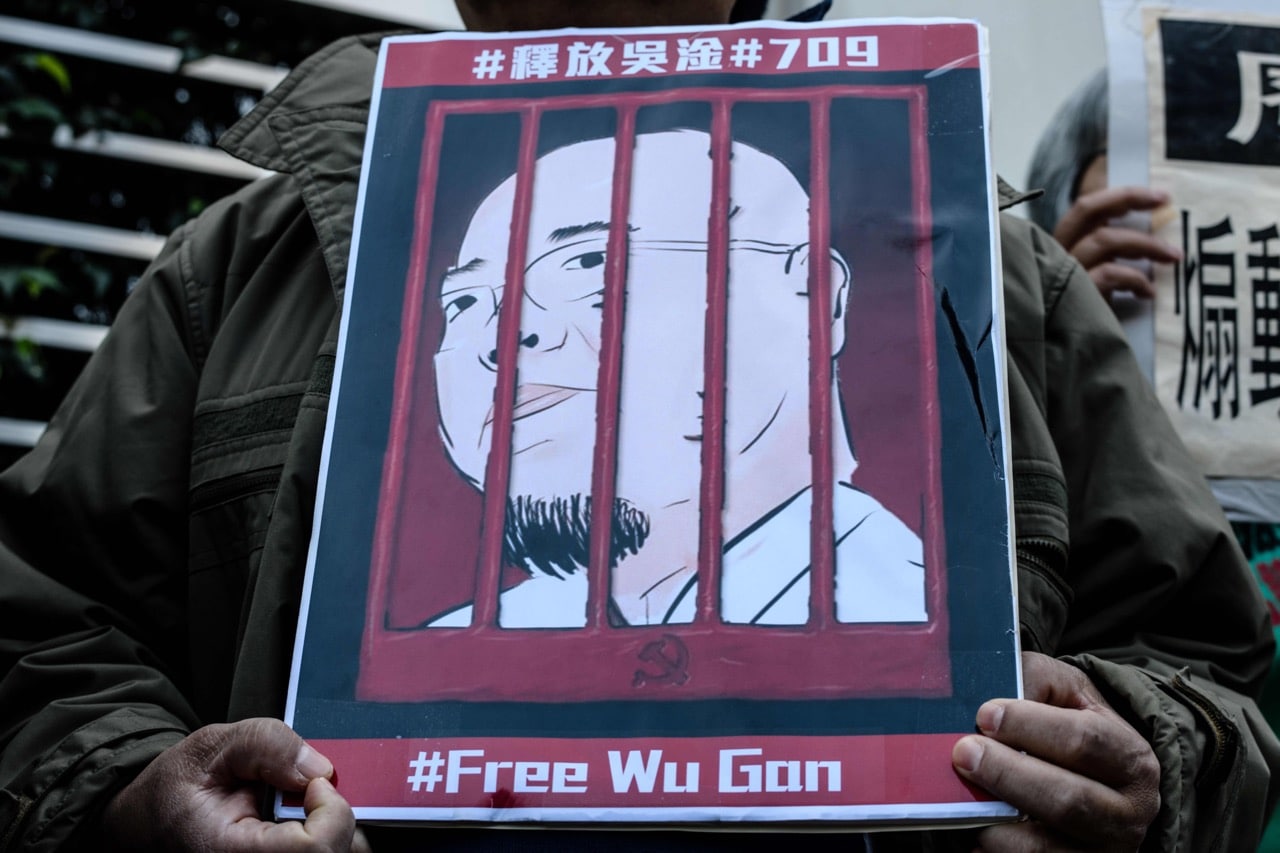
[1052,185,1181,301]
[952,652,1161,852]
[102,717,371,852]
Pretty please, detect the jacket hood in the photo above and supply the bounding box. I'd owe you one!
[218,33,387,171]
[216,34,396,300]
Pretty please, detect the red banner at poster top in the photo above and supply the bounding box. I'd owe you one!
[382,23,982,89]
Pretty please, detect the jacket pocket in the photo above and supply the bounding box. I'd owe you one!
[1012,458,1072,654]
[186,387,304,720]
[187,466,285,721]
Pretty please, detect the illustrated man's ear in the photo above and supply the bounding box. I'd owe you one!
[829,249,851,357]
[784,244,853,357]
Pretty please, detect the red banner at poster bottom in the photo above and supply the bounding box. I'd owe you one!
[283,733,991,813]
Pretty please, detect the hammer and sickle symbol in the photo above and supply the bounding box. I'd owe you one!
[632,633,690,687]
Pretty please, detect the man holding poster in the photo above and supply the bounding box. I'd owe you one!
[0,1,1275,852]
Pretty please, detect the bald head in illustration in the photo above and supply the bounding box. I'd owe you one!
[430,130,924,628]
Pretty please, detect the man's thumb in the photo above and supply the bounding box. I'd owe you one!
[210,718,334,790]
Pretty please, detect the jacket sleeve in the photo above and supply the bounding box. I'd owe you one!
[1030,222,1280,851]
[0,221,204,851]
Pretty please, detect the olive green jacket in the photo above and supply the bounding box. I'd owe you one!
[1,35,1276,852]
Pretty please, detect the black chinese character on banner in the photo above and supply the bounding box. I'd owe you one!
[1228,52,1280,148]
[1249,225,1280,409]
[1177,211,1240,419]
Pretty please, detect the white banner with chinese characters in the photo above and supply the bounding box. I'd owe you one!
[1146,7,1280,478]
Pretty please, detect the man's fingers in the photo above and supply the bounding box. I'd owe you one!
[352,827,373,853]
[1019,651,1100,708]
[963,654,1161,848]
[104,723,355,852]
[953,735,1150,848]
[205,718,334,791]
[1090,262,1156,300]
[220,778,356,852]
[300,777,359,851]
[1015,655,1143,751]
[1011,655,1156,788]
[975,699,1157,790]
[1070,226,1181,269]
[1053,186,1170,248]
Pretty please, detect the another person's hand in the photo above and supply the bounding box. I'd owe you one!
[952,652,1161,851]
[1052,185,1181,301]
[102,717,371,852]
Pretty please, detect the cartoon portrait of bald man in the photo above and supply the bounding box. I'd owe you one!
[425,128,925,630]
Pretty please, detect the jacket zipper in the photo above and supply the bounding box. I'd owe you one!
[1014,536,1072,654]
[1170,670,1238,787]
[1016,535,1068,577]
[1017,538,1062,572]
[189,467,283,514]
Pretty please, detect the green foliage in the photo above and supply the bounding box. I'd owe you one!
[68,102,165,138]
[33,0,110,33]
[23,53,72,95]
[0,156,31,201]
[0,336,45,384]
[0,1,418,411]
[0,265,63,301]
[0,52,77,142]
[4,96,64,125]
[82,259,113,303]
[10,0,410,68]
[0,49,79,392]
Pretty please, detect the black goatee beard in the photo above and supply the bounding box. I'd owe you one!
[503,494,650,578]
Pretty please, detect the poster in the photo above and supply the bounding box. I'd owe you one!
[1145,7,1280,478]
[284,19,1019,827]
